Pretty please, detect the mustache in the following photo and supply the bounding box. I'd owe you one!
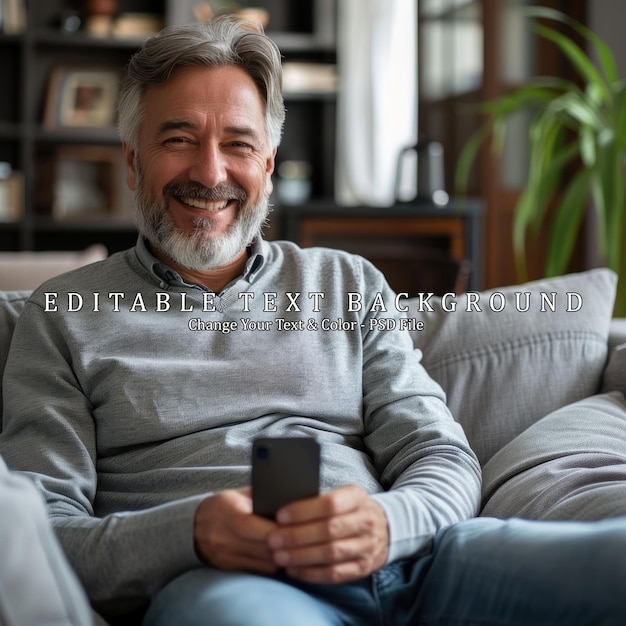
[163,181,247,202]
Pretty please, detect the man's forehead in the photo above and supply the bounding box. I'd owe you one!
[146,64,263,102]
[141,65,267,126]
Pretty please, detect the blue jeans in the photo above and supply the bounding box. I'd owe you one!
[143,517,626,625]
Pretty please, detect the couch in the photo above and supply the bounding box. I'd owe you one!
[0,245,107,291]
[407,267,626,520]
[1,266,625,621]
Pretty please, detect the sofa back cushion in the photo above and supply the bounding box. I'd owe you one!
[480,391,626,519]
[407,269,617,465]
[601,337,626,397]
[0,291,31,419]
[0,245,107,291]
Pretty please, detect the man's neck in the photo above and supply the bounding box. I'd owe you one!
[153,246,249,293]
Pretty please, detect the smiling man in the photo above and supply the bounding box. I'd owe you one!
[126,63,275,290]
[1,14,626,626]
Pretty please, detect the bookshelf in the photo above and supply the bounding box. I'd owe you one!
[0,0,337,254]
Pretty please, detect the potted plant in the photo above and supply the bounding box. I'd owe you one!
[456,7,626,315]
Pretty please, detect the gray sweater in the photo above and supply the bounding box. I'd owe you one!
[0,238,480,613]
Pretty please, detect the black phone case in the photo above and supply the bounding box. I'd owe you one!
[252,436,320,519]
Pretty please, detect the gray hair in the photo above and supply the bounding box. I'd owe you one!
[118,14,285,150]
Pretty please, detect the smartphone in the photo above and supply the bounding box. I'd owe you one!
[251,436,320,519]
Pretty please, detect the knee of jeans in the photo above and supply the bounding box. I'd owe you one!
[144,568,342,626]
[435,517,505,553]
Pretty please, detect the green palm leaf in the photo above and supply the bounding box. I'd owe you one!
[545,169,591,276]
[456,7,626,314]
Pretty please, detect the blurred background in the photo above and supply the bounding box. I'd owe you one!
[0,0,622,295]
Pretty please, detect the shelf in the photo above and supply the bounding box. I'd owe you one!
[27,26,335,55]
[283,90,336,101]
[267,31,335,54]
[31,30,149,50]
[35,127,121,145]
[32,217,135,231]
[0,32,23,43]
[0,218,135,231]
[0,122,21,139]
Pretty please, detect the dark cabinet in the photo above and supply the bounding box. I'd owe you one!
[282,200,482,296]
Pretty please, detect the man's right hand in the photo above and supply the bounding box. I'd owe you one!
[194,487,279,574]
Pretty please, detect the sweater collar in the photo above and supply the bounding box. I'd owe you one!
[134,235,267,290]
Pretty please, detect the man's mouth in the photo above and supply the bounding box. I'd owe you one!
[163,181,246,213]
[180,197,236,211]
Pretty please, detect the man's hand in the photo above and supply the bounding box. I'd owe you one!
[267,484,389,584]
[194,487,278,574]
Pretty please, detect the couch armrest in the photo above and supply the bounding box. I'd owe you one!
[608,318,626,352]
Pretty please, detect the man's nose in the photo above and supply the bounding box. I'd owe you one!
[189,144,228,188]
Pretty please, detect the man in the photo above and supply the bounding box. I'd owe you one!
[1,15,625,626]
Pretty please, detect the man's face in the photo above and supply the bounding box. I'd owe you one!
[123,64,277,270]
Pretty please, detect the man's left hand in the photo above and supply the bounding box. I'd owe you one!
[266,484,389,584]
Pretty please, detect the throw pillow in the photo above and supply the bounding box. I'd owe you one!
[407,269,616,465]
[480,391,626,520]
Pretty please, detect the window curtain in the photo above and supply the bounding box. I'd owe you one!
[335,0,418,207]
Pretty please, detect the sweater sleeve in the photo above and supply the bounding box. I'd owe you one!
[357,261,482,562]
[0,300,204,614]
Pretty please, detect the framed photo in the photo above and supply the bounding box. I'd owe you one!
[44,67,121,129]
[35,145,134,221]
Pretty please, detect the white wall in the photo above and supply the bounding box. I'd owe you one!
[589,2,626,77]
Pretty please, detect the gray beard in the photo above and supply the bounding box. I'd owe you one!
[133,170,271,271]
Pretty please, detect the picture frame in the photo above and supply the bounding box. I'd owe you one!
[36,145,134,221]
[44,66,121,129]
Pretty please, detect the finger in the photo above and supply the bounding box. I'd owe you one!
[280,529,389,584]
[273,513,388,567]
[276,484,366,525]
[196,518,279,573]
[194,490,278,571]
[269,509,363,550]
[271,493,387,551]
[196,527,274,563]
[269,497,390,580]
[197,495,276,543]
[273,534,368,568]
[237,511,277,542]
[200,527,272,561]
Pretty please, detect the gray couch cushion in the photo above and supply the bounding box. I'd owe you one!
[408,269,617,465]
[601,340,626,397]
[480,391,626,520]
[0,291,31,420]
[607,317,626,353]
[0,245,107,291]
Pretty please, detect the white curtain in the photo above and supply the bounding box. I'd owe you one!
[335,0,418,207]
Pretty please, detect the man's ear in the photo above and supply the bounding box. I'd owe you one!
[265,147,277,196]
[122,142,137,191]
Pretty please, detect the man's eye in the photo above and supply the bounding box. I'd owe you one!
[165,137,191,145]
